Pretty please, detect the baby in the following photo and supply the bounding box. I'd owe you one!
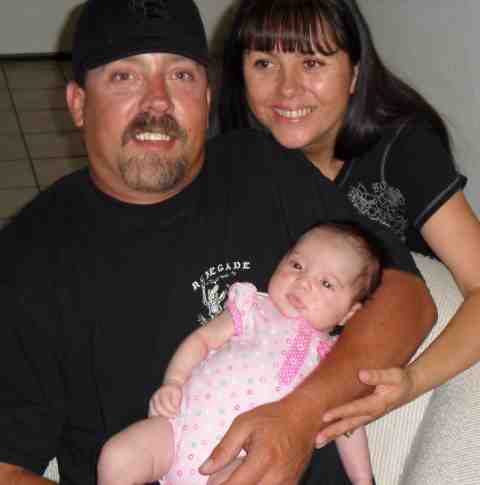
[98,221,383,485]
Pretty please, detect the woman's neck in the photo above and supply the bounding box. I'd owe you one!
[305,150,344,181]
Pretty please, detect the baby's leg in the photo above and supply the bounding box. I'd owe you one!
[206,458,244,485]
[335,427,373,485]
[98,416,175,485]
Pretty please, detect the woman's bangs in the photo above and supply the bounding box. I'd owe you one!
[239,5,342,56]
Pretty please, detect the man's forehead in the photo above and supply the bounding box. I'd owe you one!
[104,52,205,68]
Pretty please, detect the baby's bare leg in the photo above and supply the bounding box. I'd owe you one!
[98,416,175,485]
[206,458,244,485]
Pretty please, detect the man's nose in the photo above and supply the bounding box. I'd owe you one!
[140,77,173,114]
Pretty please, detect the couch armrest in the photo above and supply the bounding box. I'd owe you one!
[367,252,463,485]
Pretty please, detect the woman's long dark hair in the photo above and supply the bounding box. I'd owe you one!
[216,0,452,160]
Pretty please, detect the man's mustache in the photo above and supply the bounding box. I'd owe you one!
[122,113,187,146]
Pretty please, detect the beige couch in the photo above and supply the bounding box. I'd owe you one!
[366,253,480,484]
[43,253,479,484]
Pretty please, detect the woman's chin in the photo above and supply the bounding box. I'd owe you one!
[269,129,312,151]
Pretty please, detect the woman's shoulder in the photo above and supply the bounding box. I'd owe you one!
[348,118,449,177]
[370,118,439,158]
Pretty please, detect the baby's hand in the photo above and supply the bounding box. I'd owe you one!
[148,382,183,418]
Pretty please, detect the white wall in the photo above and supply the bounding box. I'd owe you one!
[358,0,480,214]
[0,0,234,55]
[0,1,81,54]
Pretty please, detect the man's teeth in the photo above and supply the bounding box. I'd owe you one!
[135,132,171,141]
[275,107,314,118]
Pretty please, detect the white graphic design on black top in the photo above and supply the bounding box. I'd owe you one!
[192,260,251,324]
[347,181,408,240]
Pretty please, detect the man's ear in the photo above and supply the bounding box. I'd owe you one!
[339,302,362,326]
[66,81,86,128]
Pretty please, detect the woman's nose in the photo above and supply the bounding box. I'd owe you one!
[278,67,302,97]
[140,77,173,114]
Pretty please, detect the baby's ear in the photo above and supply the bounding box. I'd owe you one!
[339,302,362,326]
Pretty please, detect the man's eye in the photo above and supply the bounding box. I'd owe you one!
[174,71,194,81]
[111,72,134,82]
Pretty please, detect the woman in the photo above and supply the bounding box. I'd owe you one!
[215,0,480,476]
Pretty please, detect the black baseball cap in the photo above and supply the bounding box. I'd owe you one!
[72,0,209,86]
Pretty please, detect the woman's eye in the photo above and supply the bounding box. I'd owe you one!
[253,59,272,69]
[304,59,325,70]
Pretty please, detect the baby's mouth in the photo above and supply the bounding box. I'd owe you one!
[287,293,306,310]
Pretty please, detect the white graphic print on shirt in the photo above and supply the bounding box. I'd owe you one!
[346,181,408,240]
[192,260,252,324]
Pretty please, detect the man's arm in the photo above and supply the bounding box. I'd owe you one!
[0,463,55,485]
[200,269,436,485]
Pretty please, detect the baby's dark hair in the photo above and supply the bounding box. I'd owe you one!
[306,220,385,303]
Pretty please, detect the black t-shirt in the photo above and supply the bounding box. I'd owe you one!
[0,130,416,485]
[335,120,467,256]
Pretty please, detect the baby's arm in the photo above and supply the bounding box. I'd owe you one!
[98,312,236,485]
[335,427,373,485]
[149,310,235,417]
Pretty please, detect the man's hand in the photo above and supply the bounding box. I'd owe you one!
[315,368,415,447]
[148,383,182,418]
[199,400,315,485]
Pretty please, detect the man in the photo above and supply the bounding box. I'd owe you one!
[0,1,434,485]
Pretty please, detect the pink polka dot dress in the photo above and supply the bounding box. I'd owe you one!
[160,282,337,485]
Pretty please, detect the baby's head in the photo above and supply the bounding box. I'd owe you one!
[268,221,383,331]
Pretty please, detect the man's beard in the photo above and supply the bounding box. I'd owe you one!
[119,152,188,193]
[119,112,189,193]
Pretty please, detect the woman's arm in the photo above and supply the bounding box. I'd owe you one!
[316,191,480,441]
[162,311,235,386]
[408,191,480,393]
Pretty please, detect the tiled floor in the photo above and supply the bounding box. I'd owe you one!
[0,59,88,229]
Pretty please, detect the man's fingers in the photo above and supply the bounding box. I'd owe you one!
[200,425,248,475]
[315,416,371,448]
[212,453,268,485]
[202,401,314,485]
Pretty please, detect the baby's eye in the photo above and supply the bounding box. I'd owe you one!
[290,260,303,270]
[321,279,334,290]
